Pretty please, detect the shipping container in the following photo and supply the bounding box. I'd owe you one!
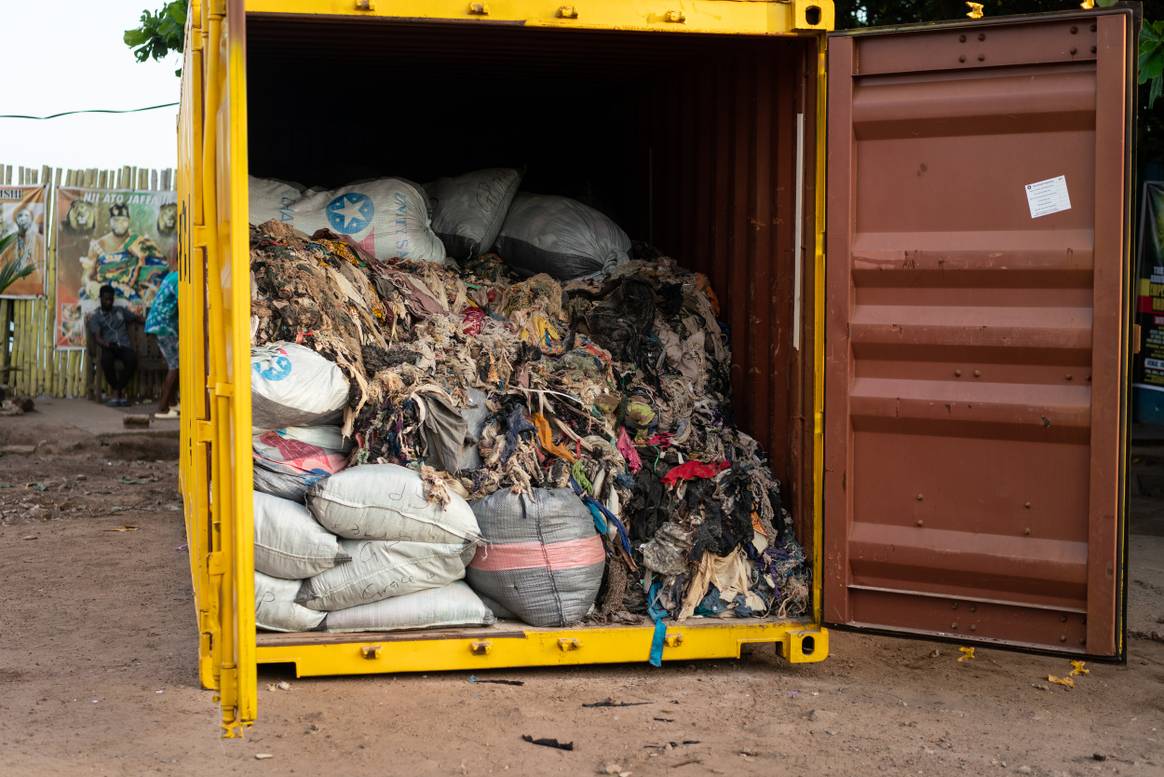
[177,0,1137,736]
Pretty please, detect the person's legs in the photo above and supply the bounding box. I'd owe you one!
[117,346,138,402]
[158,369,178,413]
[156,335,179,414]
[105,345,137,402]
[99,346,119,390]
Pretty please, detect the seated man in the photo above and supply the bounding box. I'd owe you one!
[87,284,140,406]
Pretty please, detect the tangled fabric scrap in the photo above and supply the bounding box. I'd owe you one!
[250,220,811,623]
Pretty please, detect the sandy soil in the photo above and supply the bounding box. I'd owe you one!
[0,416,1161,777]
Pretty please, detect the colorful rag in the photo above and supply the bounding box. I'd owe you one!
[532,413,577,462]
[647,581,668,668]
[616,427,642,473]
[660,459,729,487]
[462,307,487,335]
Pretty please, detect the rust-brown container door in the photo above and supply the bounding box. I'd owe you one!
[824,9,1134,657]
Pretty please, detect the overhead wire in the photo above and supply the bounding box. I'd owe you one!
[0,103,179,121]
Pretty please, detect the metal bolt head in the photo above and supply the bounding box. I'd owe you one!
[959,55,967,63]
[1024,527,1031,536]
[955,369,962,377]
[1071,25,1078,34]
[916,493,924,501]
[557,5,578,19]
[973,369,981,377]
[1060,634,1068,643]
[1070,47,1078,55]
[978,32,986,41]
[970,625,977,632]
[959,34,967,42]
[977,54,986,62]
[916,519,924,527]
[1024,501,1032,509]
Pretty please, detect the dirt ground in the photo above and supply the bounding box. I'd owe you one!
[0,405,1161,777]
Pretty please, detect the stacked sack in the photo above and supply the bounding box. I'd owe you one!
[250,341,494,632]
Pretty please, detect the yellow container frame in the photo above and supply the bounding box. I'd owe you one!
[178,0,834,737]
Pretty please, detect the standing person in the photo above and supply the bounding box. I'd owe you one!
[87,284,140,406]
[146,268,180,418]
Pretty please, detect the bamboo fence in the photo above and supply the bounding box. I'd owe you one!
[0,164,174,399]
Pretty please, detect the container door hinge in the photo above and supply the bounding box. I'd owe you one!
[207,551,224,576]
[214,383,233,397]
[194,420,213,442]
[193,225,210,248]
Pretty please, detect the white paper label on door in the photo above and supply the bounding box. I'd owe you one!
[1025,175,1071,219]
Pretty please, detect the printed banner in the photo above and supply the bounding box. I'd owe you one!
[0,185,48,299]
[1135,182,1164,393]
[54,188,177,349]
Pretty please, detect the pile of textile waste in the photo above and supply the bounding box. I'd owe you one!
[248,215,810,633]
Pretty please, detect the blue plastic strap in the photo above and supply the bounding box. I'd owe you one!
[584,498,609,536]
[647,581,667,668]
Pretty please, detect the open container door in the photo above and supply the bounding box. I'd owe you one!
[181,0,256,735]
[824,8,1135,657]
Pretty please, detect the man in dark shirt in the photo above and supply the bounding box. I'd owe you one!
[87,284,140,406]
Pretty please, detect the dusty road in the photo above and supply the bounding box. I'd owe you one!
[0,405,1161,777]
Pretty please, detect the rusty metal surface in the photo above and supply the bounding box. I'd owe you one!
[824,12,1132,656]
[643,39,813,528]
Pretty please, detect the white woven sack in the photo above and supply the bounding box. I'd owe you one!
[323,581,495,632]
[308,463,481,544]
[255,571,325,632]
[251,342,350,429]
[297,538,469,611]
[254,491,349,579]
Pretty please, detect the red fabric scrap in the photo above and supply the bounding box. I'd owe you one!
[463,307,487,336]
[617,427,642,473]
[646,433,673,448]
[660,459,729,486]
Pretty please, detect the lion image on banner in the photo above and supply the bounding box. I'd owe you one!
[55,188,176,349]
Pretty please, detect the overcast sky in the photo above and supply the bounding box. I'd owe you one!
[0,0,181,172]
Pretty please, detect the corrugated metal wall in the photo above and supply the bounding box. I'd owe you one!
[644,40,814,527]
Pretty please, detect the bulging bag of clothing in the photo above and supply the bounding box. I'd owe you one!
[467,488,605,627]
[323,581,495,632]
[297,539,471,611]
[255,571,326,632]
[426,168,521,261]
[307,463,481,545]
[252,425,351,500]
[493,193,630,280]
[253,465,318,503]
[248,176,308,225]
[254,490,349,579]
[251,343,350,429]
[249,175,446,264]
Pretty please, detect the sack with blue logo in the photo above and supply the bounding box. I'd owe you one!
[251,342,350,429]
[249,176,446,265]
